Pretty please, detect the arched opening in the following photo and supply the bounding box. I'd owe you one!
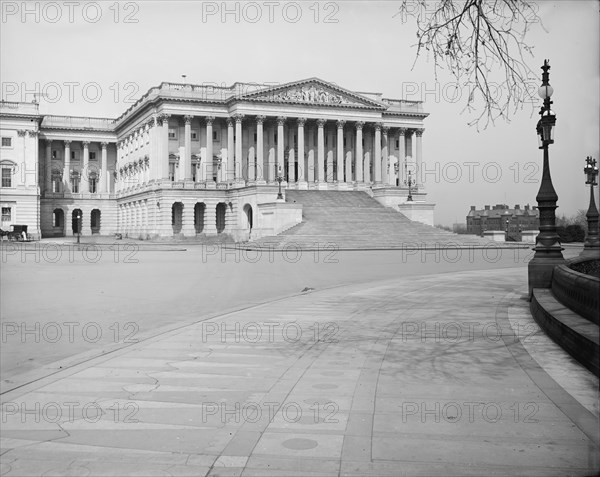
[52,209,65,237]
[216,203,226,234]
[71,209,82,236]
[243,204,253,231]
[172,202,183,234]
[194,203,205,234]
[91,209,101,234]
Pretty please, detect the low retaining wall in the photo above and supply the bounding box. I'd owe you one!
[552,258,600,325]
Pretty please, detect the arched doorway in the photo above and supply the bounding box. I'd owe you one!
[91,209,101,234]
[243,204,253,231]
[194,203,205,234]
[71,209,82,236]
[216,203,226,234]
[172,202,183,234]
[52,209,65,237]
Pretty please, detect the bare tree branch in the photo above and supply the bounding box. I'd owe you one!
[395,0,544,129]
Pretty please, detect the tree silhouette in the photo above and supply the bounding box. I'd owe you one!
[396,0,544,129]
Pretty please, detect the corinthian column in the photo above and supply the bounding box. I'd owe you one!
[227,118,234,182]
[297,118,306,185]
[277,116,286,182]
[183,115,193,180]
[45,140,52,193]
[415,128,424,188]
[382,126,389,186]
[234,114,244,182]
[355,122,363,183]
[317,119,326,184]
[63,140,71,193]
[256,116,265,183]
[81,141,90,193]
[205,116,214,183]
[336,120,345,183]
[374,123,382,185]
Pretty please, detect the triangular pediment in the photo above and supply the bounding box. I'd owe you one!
[240,78,386,109]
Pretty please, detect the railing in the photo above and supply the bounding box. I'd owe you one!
[552,258,600,325]
[0,101,39,115]
[42,115,115,130]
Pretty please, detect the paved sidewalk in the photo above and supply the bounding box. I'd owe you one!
[1,268,598,476]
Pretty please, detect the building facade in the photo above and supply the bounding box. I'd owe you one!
[467,204,539,239]
[1,78,430,240]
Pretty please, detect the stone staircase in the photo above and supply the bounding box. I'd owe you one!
[249,190,511,250]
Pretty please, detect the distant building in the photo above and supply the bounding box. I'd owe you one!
[466,204,539,238]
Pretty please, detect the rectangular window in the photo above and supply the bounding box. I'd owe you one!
[52,150,58,159]
[52,176,61,193]
[254,133,257,142]
[90,152,96,160]
[2,137,12,147]
[1,168,12,187]
[71,177,79,193]
[169,163,175,181]
[90,178,97,193]
[213,130,220,141]
[169,128,177,140]
[1,207,11,222]
[395,139,399,149]
[191,130,199,141]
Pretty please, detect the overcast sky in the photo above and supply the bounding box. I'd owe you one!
[2,0,598,226]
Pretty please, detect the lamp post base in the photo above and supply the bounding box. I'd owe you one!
[528,254,566,299]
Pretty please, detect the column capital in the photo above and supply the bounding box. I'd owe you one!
[256,115,267,124]
[317,118,326,127]
[355,121,364,131]
[28,130,39,138]
[374,122,382,131]
[205,116,215,125]
[64,140,72,146]
[45,139,53,146]
[227,117,234,127]
[17,130,27,137]
[336,119,346,128]
[82,141,90,147]
[159,114,171,126]
[415,128,424,137]
[233,113,245,124]
[398,127,407,136]
[297,117,306,126]
[382,125,390,135]
[101,142,108,149]
[184,115,194,124]
[147,116,157,128]
[276,116,287,126]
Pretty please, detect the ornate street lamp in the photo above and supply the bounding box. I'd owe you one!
[582,156,599,255]
[528,60,565,297]
[276,164,284,200]
[404,170,414,201]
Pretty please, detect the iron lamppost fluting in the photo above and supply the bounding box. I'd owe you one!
[583,156,599,255]
[528,59,565,297]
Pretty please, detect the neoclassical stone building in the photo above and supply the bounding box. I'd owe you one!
[0,78,430,240]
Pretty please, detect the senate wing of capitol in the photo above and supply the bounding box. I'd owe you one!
[0,78,431,240]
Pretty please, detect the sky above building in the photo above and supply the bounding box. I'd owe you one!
[2,0,598,226]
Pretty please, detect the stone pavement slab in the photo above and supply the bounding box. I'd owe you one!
[1,267,598,476]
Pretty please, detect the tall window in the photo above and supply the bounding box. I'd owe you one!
[71,173,80,193]
[168,128,177,140]
[1,207,11,222]
[1,167,12,187]
[52,173,62,193]
[169,163,175,181]
[90,176,97,193]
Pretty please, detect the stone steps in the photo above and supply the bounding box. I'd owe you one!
[249,190,509,249]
